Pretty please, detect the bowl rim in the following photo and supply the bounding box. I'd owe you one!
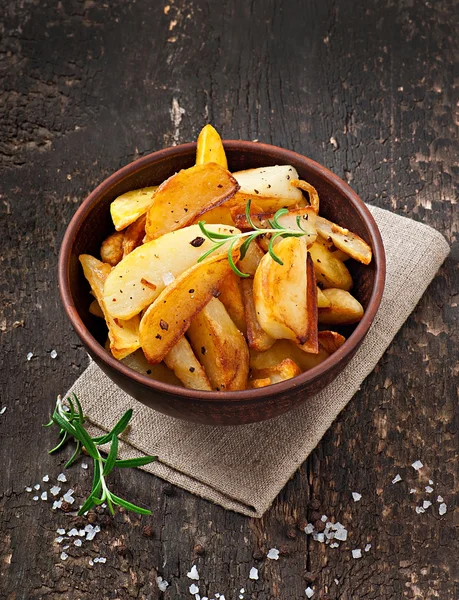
[58,140,386,402]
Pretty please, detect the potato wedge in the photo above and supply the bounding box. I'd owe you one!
[317,330,346,354]
[317,286,331,308]
[250,358,301,387]
[100,231,124,266]
[297,253,319,354]
[240,278,275,351]
[145,163,239,240]
[89,298,104,318]
[237,240,265,276]
[79,254,140,360]
[103,224,240,320]
[110,187,157,231]
[250,340,330,372]
[164,337,212,391]
[318,288,364,325]
[253,237,317,345]
[233,165,303,204]
[139,253,235,364]
[122,348,182,386]
[196,124,228,169]
[315,234,349,262]
[218,272,246,334]
[187,298,249,391]
[315,216,372,265]
[193,204,236,227]
[308,241,353,291]
[122,214,146,257]
[290,179,320,213]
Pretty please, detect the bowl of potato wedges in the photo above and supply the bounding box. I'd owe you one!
[59,125,385,425]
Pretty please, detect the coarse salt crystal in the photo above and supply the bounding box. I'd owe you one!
[50,350,58,359]
[187,565,199,580]
[57,473,67,483]
[25,487,32,493]
[27,352,33,361]
[415,506,425,514]
[409,488,416,494]
[0,407,6,415]
[89,559,94,566]
[40,491,47,501]
[334,579,339,585]
[352,492,362,502]
[60,552,68,561]
[392,474,402,484]
[239,589,244,594]
[78,529,85,537]
[63,490,75,504]
[305,587,314,598]
[74,539,82,547]
[157,577,169,592]
[267,548,279,560]
[68,528,79,537]
[55,536,64,543]
[50,486,61,496]
[249,567,259,580]
[42,475,49,482]
[86,525,100,541]
[439,503,447,515]
[33,496,39,501]
[162,272,175,285]
[429,479,434,485]
[81,463,88,470]
[189,584,199,594]
[52,500,62,510]
[334,528,348,541]
[352,549,362,559]
[34,484,40,490]
[56,528,66,535]
[304,523,314,534]
[412,460,423,471]
[98,557,107,563]
[62,545,69,550]
[316,533,325,543]
[437,495,444,503]
[330,542,339,548]
[423,500,432,509]
[364,543,371,552]
[320,515,327,522]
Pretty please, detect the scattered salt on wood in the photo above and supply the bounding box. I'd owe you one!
[352,492,362,502]
[437,495,444,503]
[0,407,6,415]
[34,484,40,490]
[88,559,94,566]
[249,567,259,580]
[33,496,39,501]
[74,539,82,547]
[56,528,66,535]
[439,503,447,515]
[392,474,402,484]
[364,543,371,552]
[189,584,199,594]
[52,500,62,510]
[60,552,68,561]
[429,479,433,485]
[50,486,61,496]
[27,352,33,361]
[157,577,169,592]
[304,523,314,534]
[81,463,88,470]
[412,460,423,471]
[68,528,79,537]
[55,536,64,543]
[187,565,199,580]
[40,491,47,501]
[267,548,279,560]
[50,350,58,359]
[25,487,32,493]
[305,586,314,598]
[423,500,432,509]
[334,579,339,585]
[42,475,49,482]
[352,549,362,559]
[330,542,339,548]
[320,515,328,522]
[415,506,425,514]
[57,473,67,483]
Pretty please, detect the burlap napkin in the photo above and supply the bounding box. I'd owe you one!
[65,206,449,517]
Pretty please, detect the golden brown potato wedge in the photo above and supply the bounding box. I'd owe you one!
[218,272,246,334]
[100,231,124,266]
[164,337,212,391]
[232,165,303,205]
[317,330,346,354]
[240,278,276,351]
[317,286,331,308]
[187,298,249,391]
[122,348,182,386]
[79,254,140,360]
[290,179,320,213]
[249,358,301,388]
[193,204,236,227]
[315,216,372,265]
[122,214,146,257]
[89,298,104,318]
[253,237,317,346]
[103,224,240,320]
[250,340,330,372]
[139,253,235,364]
[308,241,353,291]
[110,187,157,231]
[315,234,349,262]
[196,124,228,169]
[318,288,364,325]
[145,163,239,240]
[237,240,265,276]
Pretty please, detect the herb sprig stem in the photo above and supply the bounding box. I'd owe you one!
[45,394,156,516]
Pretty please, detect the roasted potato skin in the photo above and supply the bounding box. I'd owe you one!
[100,231,124,266]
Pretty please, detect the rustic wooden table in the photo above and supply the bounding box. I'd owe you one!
[1,1,457,598]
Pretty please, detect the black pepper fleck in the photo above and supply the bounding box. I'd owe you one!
[190,236,205,247]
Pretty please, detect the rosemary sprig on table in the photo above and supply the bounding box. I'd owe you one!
[44,394,155,516]
[197,199,309,277]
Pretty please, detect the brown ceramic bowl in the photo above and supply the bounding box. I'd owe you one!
[59,141,385,426]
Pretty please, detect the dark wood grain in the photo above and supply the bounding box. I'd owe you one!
[1,0,457,598]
